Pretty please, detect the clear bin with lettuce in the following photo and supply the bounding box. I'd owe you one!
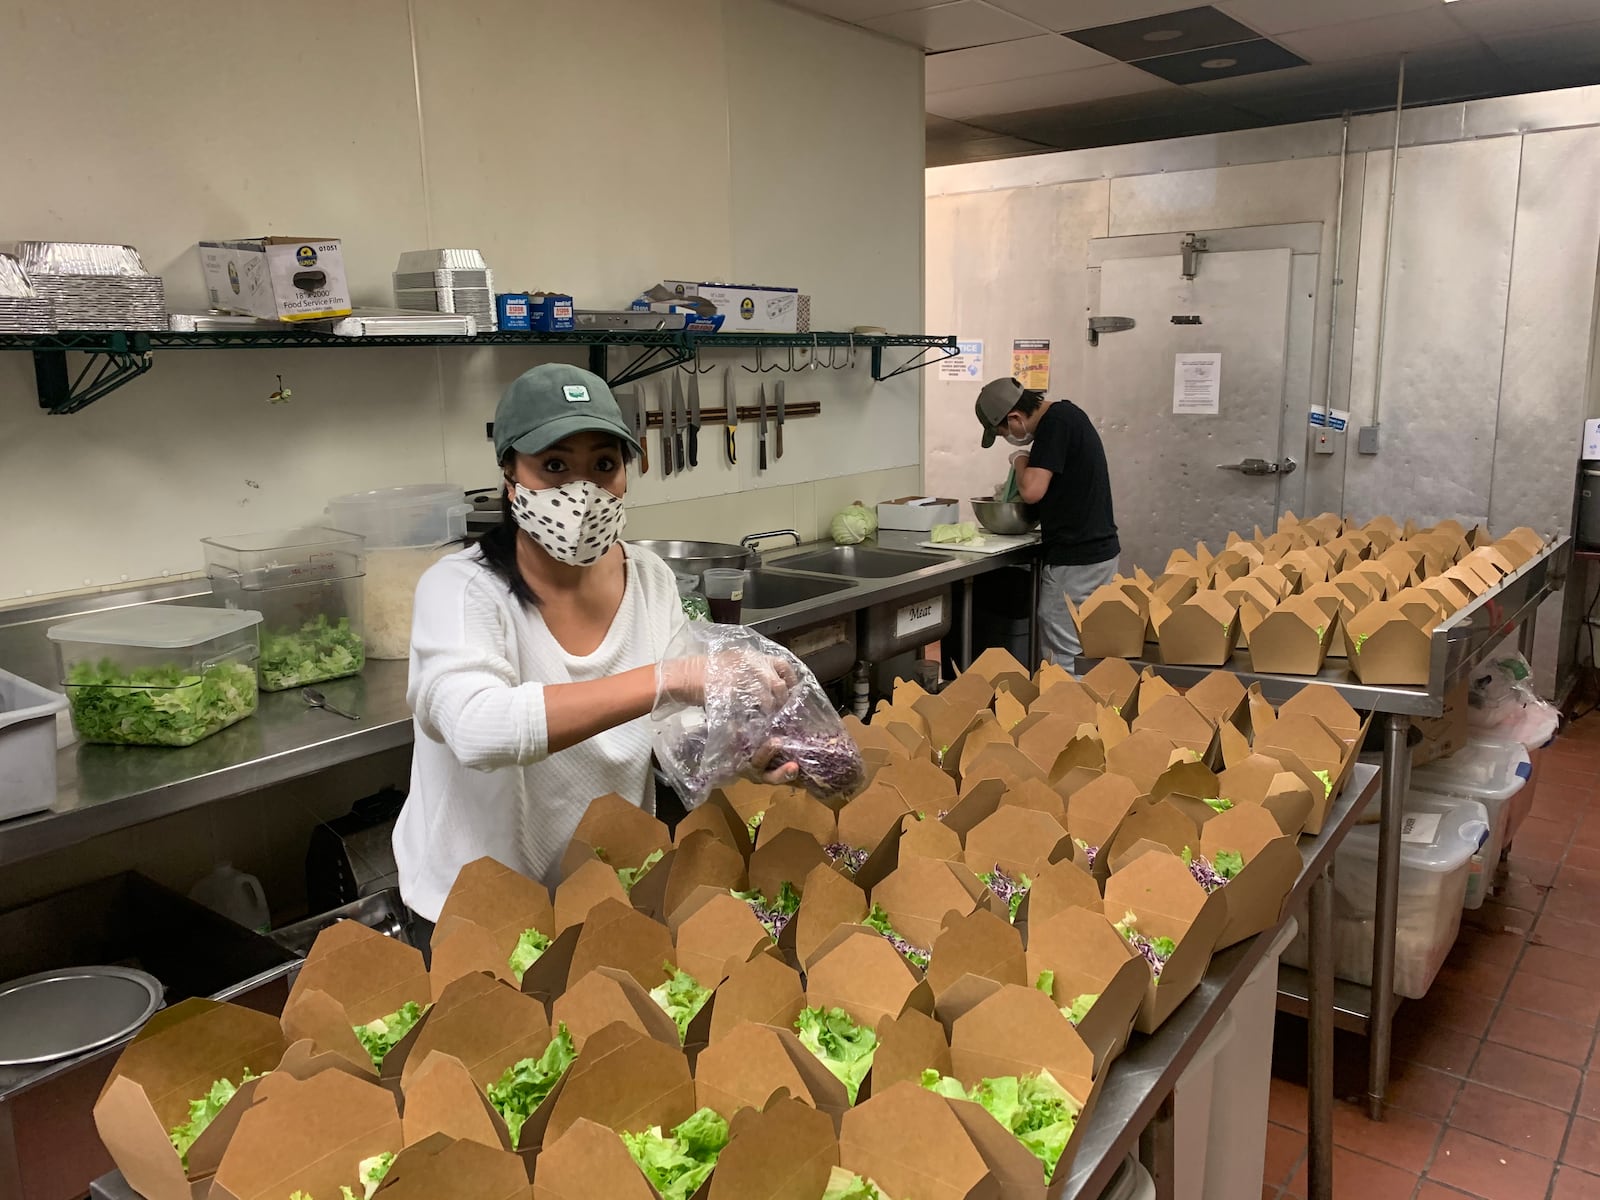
[202,527,366,692]
[48,605,263,747]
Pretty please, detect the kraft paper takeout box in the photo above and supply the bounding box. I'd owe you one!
[431,856,557,995]
[1103,851,1227,1033]
[374,1133,532,1200]
[401,972,553,1093]
[1068,583,1150,660]
[838,1080,1045,1200]
[805,928,935,1030]
[961,803,1076,886]
[792,861,870,969]
[210,1068,401,1200]
[529,1116,655,1200]
[669,890,773,985]
[1080,657,1140,711]
[281,918,432,1078]
[708,949,806,1043]
[1182,670,1249,732]
[869,856,990,954]
[1200,804,1304,949]
[552,858,632,935]
[694,1021,849,1126]
[1066,772,1144,871]
[924,908,1028,1018]
[629,830,748,926]
[747,827,831,911]
[559,793,673,882]
[1151,591,1240,667]
[1249,713,1356,836]
[93,999,289,1200]
[544,1021,695,1146]
[707,1096,839,1200]
[552,967,683,1052]
[1023,859,1104,926]
[1104,727,1179,795]
[1216,753,1317,836]
[1026,906,1147,1073]
[566,898,676,993]
[1130,693,1219,762]
[1242,594,1337,676]
[1343,599,1436,686]
[834,779,917,853]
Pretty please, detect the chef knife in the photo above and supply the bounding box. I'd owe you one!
[659,383,673,477]
[724,367,738,466]
[687,369,701,468]
[775,380,786,460]
[619,389,645,476]
[672,373,687,472]
[758,382,769,472]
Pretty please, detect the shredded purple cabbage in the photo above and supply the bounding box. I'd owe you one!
[980,864,1031,923]
[825,842,870,877]
[1185,855,1227,894]
[671,700,865,802]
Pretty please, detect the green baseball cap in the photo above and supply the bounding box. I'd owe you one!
[975,376,1024,448]
[493,364,641,461]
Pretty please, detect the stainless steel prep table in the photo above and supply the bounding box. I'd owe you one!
[1059,763,1377,1200]
[0,537,1043,869]
[1078,536,1569,1129]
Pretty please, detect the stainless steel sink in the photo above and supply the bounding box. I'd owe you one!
[742,569,853,610]
[775,546,949,579]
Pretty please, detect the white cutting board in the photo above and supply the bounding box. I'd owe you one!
[917,532,1040,556]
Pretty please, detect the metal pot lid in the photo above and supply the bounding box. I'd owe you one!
[0,966,163,1066]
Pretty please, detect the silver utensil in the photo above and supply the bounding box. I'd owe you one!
[302,687,359,720]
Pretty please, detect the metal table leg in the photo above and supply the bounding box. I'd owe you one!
[1517,609,1539,661]
[1368,712,1411,1120]
[1029,555,1043,669]
[959,577,974,672]
[1140,1092,1177,1200]
[1307,867,1336,1200]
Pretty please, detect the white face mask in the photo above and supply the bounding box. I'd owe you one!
[509,479,627,566]
[1003,418,1033,447]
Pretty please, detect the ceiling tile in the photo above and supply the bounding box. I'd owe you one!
[1277,9,1476,63]
[860,0,1045,50]
[926,33,1115,90]
[1483,19,1600,64]
[1133,38,1307,85]
[1441,0,1600,37]
[782,0,949,22]
[987,0,1201,32]
[1066,6,1261,61]
[1216,0,1441,37]
[927,60,1169,120]
[984,93,1261,149]
[927,132,1054,165]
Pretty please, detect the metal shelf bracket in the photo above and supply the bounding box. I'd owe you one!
[33,333,154,415]
[870,340,960,382]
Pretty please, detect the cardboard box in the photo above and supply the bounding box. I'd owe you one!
[1182,670,1248,732]
[1026,907,1147,1073]
[544,1022,694,1145]
[1250,711,1357,835]
[560,793,673,882]
[1023,859,1103,926]
[93,999,289,1200]
[432,857,556,994]
[631,831,748,926]
[804,928,935,1031]
[709,1096,839,1200]
[708,950,807,1044]
[961,805,1075,881]
[530,1117,653,1200]
[281,919,432,1077]
[1243,594,1336,676]
[1131,694,1218,761]
[925,908,1028,1015]
[1080,658,1140,711]
[1104,728,1179,795]
[553,859,632,934]
[694,1022,849,1125]
[1068,584,1149,660]
[876,497,961,532]
[792,862,870,969]
[376,1134,532,1200]
[1102,852,1226,1033]
[198,238,351,322]
[1151,591,1239,667]
[400,1052,513,1154]
[567,898,676,992]
[869,857,988,954]
[1199,805,1303,949]
[660,280,799,333]
[400,972,553,1093]
[1344,599,1434,686]
[210,1069,401,1200]
[552,967,682,1051]
[671,891,773,985]
[1066,772,1144,871]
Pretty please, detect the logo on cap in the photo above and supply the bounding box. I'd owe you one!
[563,385,589,403]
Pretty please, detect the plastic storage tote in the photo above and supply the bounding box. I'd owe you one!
[47,606,263,747]
[1174,1008,1235,1200]
[1413,736,1529,908]
[1203,918,1298,1200]
[203,527,366,692]
[1283,793,1489,998]
[0,667,69,821]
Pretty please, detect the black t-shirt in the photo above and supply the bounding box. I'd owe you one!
[1025,399,1121,566]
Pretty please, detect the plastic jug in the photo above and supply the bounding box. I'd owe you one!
[190,864,270,933]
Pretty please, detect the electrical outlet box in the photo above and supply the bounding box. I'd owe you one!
[1357,425,1380,455]
[1312,431,1336,455]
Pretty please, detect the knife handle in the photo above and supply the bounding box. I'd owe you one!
[759,437,768,472]
[726,425,738,465]
[688,427,699,467]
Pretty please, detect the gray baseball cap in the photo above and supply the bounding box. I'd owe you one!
[493,364,642,460]
[975,376,1025,448]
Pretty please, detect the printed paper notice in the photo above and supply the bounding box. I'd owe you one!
[940,339,984,381]
[1012,339,1051,390]
[1173,352,1221,415]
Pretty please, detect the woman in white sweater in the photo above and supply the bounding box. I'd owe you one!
[394,363,793,925]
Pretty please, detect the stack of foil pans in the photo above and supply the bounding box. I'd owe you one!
[16,242,166,331]
[392,249,496,331]
[0,253,56,333]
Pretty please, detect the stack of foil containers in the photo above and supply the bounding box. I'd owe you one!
[12,242,166,331]
[0,252,56,333]
[393,248,496,332]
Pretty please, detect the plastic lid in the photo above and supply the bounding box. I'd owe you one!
[1342,792,1490,873]
[1411,736,1532,801]
[326,484,463,509]
[200,525,362,554]
[46,604,262,649]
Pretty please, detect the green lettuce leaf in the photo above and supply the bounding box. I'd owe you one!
[1063,993,1098,1025]
[1313,769,1333,798]
[66,658,258,747]
[649,964,713,1043]
[863,902,930,969]
[353,1001,428,1071]
[1214,849,1246,880]
[617,848,665,893]
[919,1070,1081,1181]
[746,811,766,841]
[257,614,365,692]
[1203,797,1233,813]
[169,1070,259,1167]
[509,927,552,982]
[822,1165,891,1200]
[486,1024,577,1150]
[622,1107,730,1200]
[352,1153,394,1200]
[1352,632,1371,653]
[730,881,801,941]
[796,1007,878,1103]
[1034,970,1055,995]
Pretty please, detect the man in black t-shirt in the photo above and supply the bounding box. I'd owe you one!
[975,377,1121,667]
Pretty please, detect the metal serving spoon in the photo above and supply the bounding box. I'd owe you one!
[302,687,359,721]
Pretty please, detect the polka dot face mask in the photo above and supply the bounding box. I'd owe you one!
[509,479,627,566]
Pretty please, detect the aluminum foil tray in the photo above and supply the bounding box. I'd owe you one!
[0,298,57,333]
[0,254,36,299]
[394,287,495,317]
[31,275,166,330]
[166,312,293,332]
[13,242,149,277]
[575,309,687,331]
[393,269,492,290]
[310,309,478,337]
[395,248,488,273]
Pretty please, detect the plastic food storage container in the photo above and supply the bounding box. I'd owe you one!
[675,572,711,623]
[1413,737,1530,908]
[0,667,69,821]
[202,527,366,692]
[324,486,470,660]
[46,606,263,747]
[1283,793,1489,998]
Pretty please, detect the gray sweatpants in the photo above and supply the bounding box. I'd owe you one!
[1039,557,1122,669]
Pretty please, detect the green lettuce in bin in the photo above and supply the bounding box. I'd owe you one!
[353,1001,428,1071]
[66,658,258,747]
[623,1107,730,1200]
[257,614,365,692]
[508,927,552,982]
[919,1069,1082,1182]
[169,1070,259,1166]
[486,1023,577,1150]
[649,964,713,1043]
[795,1006,878,1103]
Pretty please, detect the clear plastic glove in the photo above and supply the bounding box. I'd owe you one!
[1008,449,1031,470]
[652,623,865,808]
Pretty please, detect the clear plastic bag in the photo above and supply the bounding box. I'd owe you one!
[652,623,866,809]
[1467,652,1559,749]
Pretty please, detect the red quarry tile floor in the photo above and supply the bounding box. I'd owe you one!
[1263,725,1600,1199]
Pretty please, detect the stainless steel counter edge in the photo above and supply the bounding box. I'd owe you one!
[1056,761,1381,1200]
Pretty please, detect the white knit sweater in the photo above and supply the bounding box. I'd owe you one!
[393,542,685,920]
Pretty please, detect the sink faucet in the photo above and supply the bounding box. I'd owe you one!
[740,528,801,567]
